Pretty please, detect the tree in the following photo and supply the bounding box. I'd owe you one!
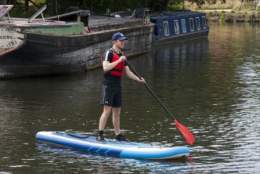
[187,0,205,7]
[46,0,172,14]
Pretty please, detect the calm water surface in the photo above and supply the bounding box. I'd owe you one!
[0,23,259,173]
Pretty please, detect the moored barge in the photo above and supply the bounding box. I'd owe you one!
[111,9,209,43]
[0,5,153,79]
[150,10,209,43]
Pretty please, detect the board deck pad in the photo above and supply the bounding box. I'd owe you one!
[36,131,190,160]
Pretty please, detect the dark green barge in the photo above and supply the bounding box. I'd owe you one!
[0,5,153,78]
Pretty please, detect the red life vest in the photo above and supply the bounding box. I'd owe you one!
[110,51,125,77]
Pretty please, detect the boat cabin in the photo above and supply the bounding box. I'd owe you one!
[150,10,209,41]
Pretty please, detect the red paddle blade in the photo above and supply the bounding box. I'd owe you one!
[175,119,195,145]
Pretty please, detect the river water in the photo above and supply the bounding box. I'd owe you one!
[0,23,259,173]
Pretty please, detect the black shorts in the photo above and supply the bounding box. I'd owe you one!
[101,84,122,107]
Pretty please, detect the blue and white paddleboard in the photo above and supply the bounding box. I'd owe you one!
[36,131,190,160]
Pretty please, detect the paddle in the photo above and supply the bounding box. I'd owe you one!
[126,60,195,145]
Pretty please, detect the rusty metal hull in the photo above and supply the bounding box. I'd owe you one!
[0,24,153,79]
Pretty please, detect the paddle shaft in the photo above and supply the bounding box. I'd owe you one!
[126,61,174,119]
[126,60,196,145]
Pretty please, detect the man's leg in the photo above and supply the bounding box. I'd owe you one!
[99,105,112,131]
[112,107,121,135]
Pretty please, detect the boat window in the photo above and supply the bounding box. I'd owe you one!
[189,18,195,32]
[181,19,187,33]
[202,16,207,29]
[195,17,201,31]
[163,20,170,36]
[174,20,180,34]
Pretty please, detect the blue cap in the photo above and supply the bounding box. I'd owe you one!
[112,32,128,41]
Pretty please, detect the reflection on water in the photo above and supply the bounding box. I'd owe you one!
[0,23,260,173]
[36,143,192,174]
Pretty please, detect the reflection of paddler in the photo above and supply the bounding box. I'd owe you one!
[97,32,145,141]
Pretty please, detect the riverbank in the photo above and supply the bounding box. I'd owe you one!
[183,0,260,23]
[202,10,260,23]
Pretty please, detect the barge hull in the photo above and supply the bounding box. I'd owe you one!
[0,24,153,79]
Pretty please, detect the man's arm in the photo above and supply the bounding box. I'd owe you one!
[125,66,145,83]
[103,55,126,72]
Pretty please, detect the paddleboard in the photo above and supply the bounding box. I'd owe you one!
[36,131,190,160]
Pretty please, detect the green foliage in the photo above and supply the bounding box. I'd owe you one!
[220,11,225,23]
[8,0,212,16]
[42,0,175,15]
[187,0,205,7]
[168,0,185,10]
[8,0,47,17]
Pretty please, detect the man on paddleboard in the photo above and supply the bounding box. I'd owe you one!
[97,32,145,141]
